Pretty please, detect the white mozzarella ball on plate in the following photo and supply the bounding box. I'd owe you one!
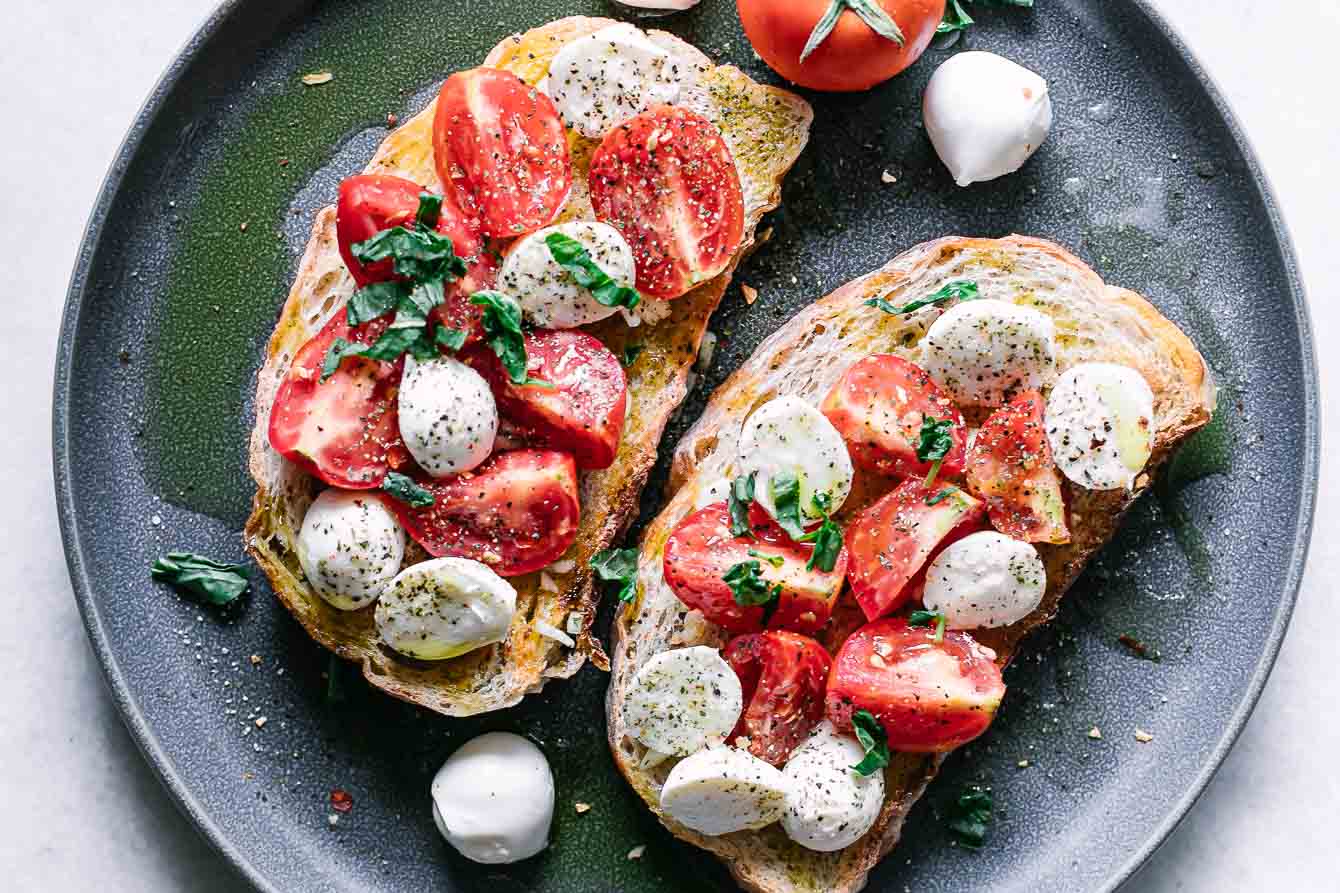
[375,557,517,660]
[1046,362,1156,490]
[547,23,683,139]
[501,221,637,329]
[614,0,701,12]
[923,51,1053,187]
[737,396,853,527]
[397,355,497,478]
[624,646,742,755]
[923,531,1046,629]
[297,488,405,611]
[781,721,884,852]
[431,732,554,864]
[660,747,789,836]
[921,299,1057,407]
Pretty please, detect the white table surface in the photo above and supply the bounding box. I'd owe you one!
[3,1,1335,890]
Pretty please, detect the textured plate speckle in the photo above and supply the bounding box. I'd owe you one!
[54,1,1316,892]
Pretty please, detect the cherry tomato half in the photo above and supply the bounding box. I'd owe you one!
[966,390,1070,544]
[826,616,1005,753]
[724,631,832,766]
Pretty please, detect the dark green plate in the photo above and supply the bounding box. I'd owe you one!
[54,1,1316,891]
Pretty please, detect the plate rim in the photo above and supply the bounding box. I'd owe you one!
[50,2,1319,892]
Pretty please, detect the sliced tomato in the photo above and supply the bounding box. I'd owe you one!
[966,390,1070,544]
[588,105,744,299]
[821,354,967,479]
[335,173,497,344]
[432,67,571,239]
[380,449,580,577]
[845,478,985,621]
[826,616,1006,753]
[662,502,847,634]
[724,631,832,767]
[268,313,404,489]
[465,330,627,470]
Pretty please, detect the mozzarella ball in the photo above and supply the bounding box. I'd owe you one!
[548,23,682,138]
[431,732,554,864]
[614,0,700,11]
[500,221,637,329]
[737,396,854,527]
[921,299,1057,407]
[297,488,404,610]
[375,557,517,660]
[781,721,884,852]
[398,355,497,478]
[1046,362,1156,490]
[923,531,1046,629]
[660,747,789,836]
[624,646,743,755]
[923,51,1053,187]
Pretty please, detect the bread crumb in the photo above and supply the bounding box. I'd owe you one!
[1088,726,1103,740]
[627,844,646,861]
[881,170,898,184]
[1017,759,1030,768]
[249,654,262,666]
[254,716,267,728]
[1134,729,1154,743]
[574,802,591,814]
[302,71,333,86]
[741,284,758,305]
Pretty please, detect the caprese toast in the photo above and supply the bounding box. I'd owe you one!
[244,17,812,716]
[607,235,1213,892]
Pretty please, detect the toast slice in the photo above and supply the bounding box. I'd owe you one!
[607,235,1213,892]
[243,17,812,716]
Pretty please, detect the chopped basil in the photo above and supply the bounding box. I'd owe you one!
[414,191,442,228]
[747,549,785,568]
[381,471,434,508]
[621,344,644,368]
[320,325,441,382]
[939,0,1034,35]
[796,490,843,573]
[470,290,550,388]
[908,609,947,643]
[435,327,467,351]
[591,547,639,603]
[151,552,250,607]
[768,471,806,540]
[947,786,994,848]
[917,416,956,490]
[926,486,959,506]
[346,280,404,326]
[728,473,756,539]
[850,709,891,776]
[351,223,467,284]
[545,231,641,309]
[723,559,782,624]
[802,1,905,64]
[866,280,980,316]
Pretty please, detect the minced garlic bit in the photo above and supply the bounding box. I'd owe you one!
[1088,726,1103,740]
[627,844,647,861]
[1134,729,1154,743]
[302,71,333,86]
[574,802,592,814]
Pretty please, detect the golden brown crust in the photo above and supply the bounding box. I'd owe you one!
[606,235,1214,893]
[243,17,812,716]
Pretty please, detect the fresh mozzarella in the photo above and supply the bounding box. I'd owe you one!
[431,732,554,864]
[694,476,733,509]
[375,557,517,660]
[737,396,854,528]
[614,0,701,11]
[624,646,742,755]
[781,721,884,852]
[923,51,1053,187]
[500,221,637,329]
[398,355,497,477]
[1045,362,1155,490]
[547,23,683,139]
[923,531,1046,629]
[297,488,405,611]
[660,747,789,836]
[921,299,1057,407]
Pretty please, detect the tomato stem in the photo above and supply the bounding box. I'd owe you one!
[801,0,907,65]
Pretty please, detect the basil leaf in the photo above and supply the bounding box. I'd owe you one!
[320,337,368,382]
[866,280,980,316]
[435,326,468,351]
[728,473,756,539]
[798,519,843,573]
[908,609,947,642]
[381,471,435,508]
[415,191,442,229]
[850,709,890,776]
[346,280,406,326]
[398,278,444,322]
[916,417,955,463]
[545,232,641,310]
[151,552,250,607]
[621,344,644,368]
[747,549,785,568]
[769,471,806,540]
[723,560,782,624]
[947,786,994,848]
[592,547,639,603]
[352,226,468,283]
[938,0,974,32]
[926,486,959,506]
[470,290,550,387]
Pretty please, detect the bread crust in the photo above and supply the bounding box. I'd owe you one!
[606,235,1214,893]
[243,17,812,716]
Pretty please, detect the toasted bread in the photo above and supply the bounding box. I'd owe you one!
[607,235,1213,893]
[243,17,812,716]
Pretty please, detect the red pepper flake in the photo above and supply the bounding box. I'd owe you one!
[330,789,354,813]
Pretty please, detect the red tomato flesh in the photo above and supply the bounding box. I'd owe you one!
[966,390,1071,544]
[826,616,1005,753]
[589,105,744,299]
[465,329,627,470]
[662,502,848,634]
[433,68,571,239]
[380,449,580,577]
[724,631,832,766]
[821,354,967,479]
[845,478,985,621]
